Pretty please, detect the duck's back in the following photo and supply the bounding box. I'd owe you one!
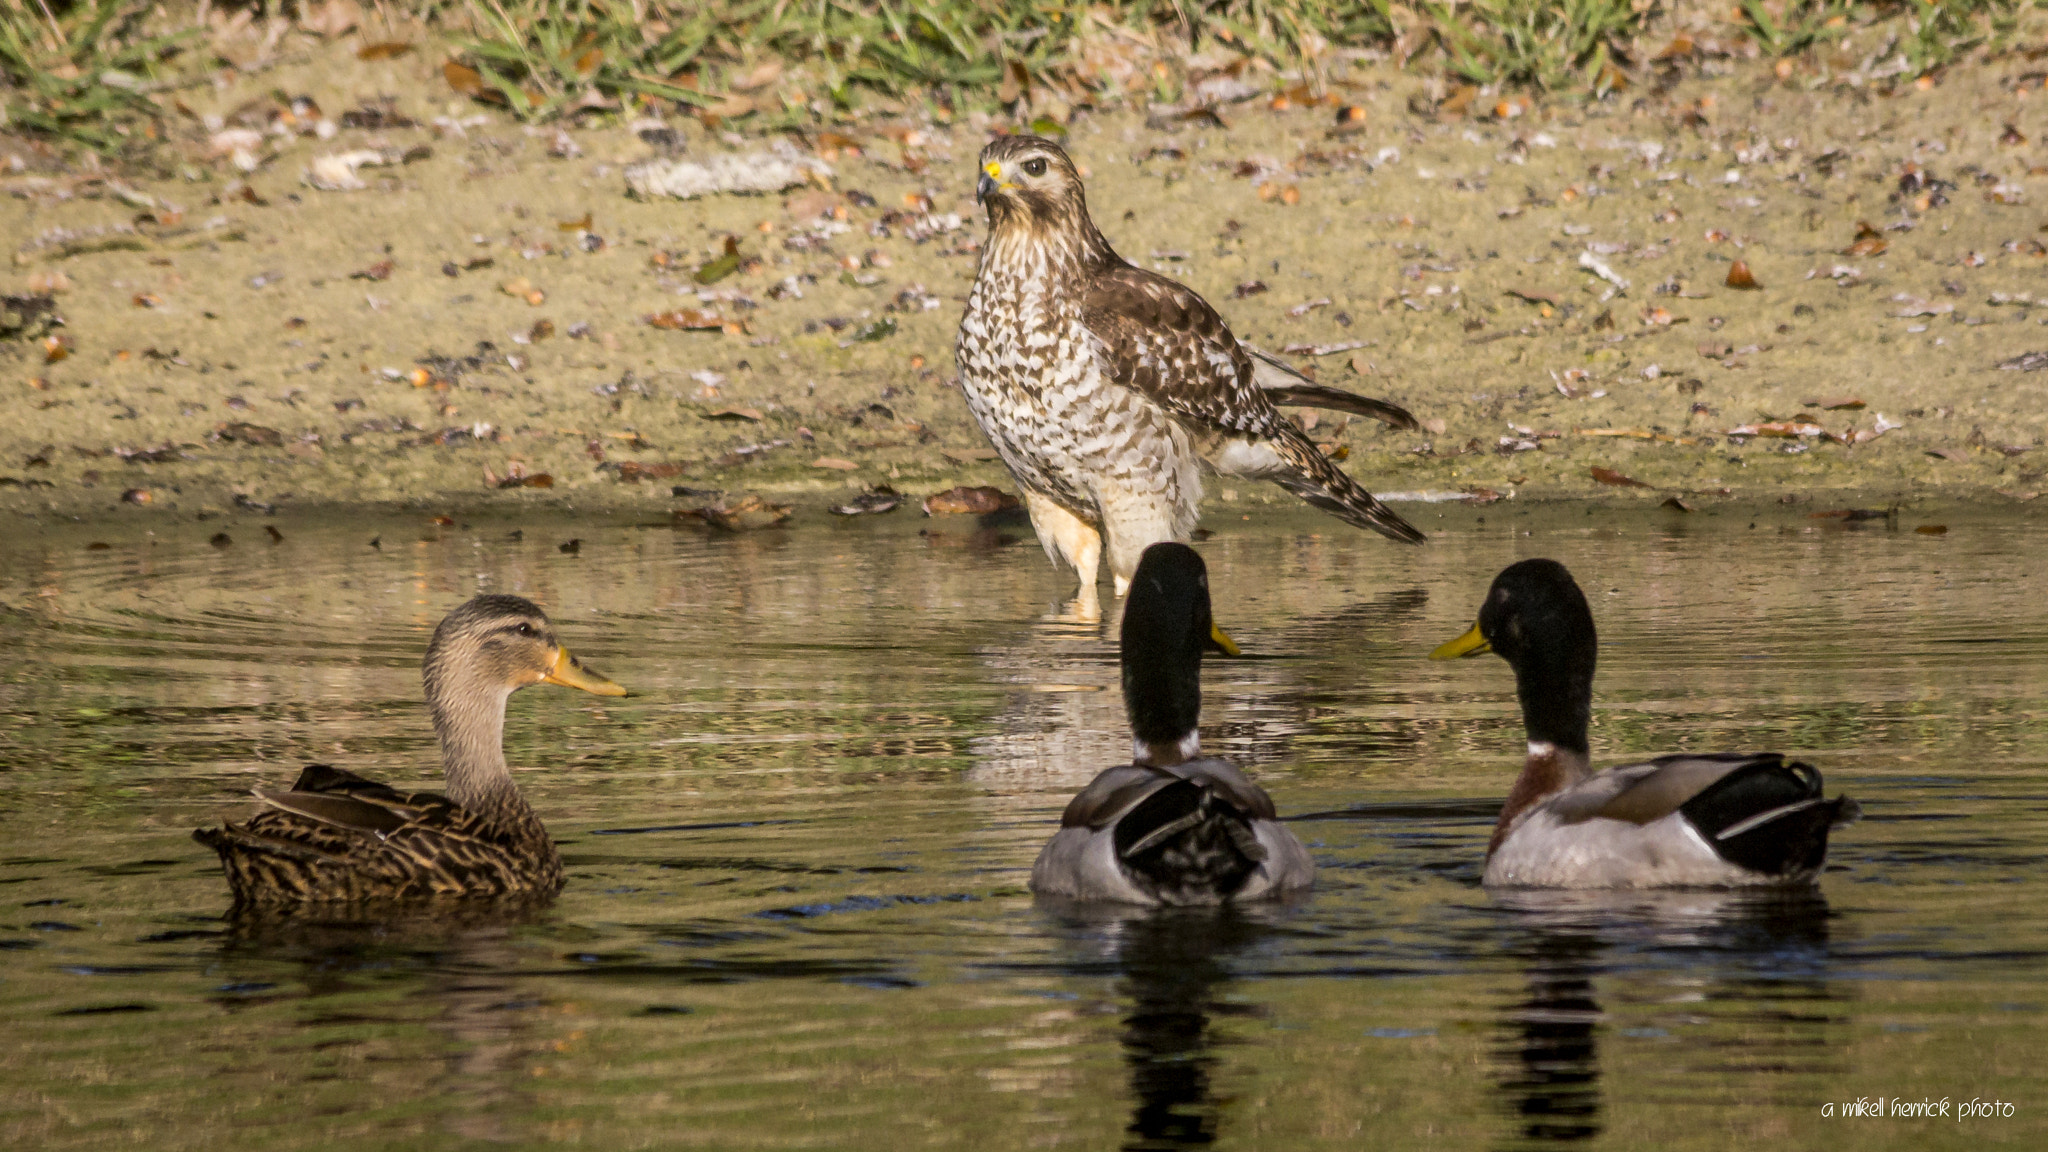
[193,764,562,905]
[1485,752,1856,889]
[1031,759,1313,905]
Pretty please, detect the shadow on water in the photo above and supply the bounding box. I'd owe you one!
[1486,889,1838,1149]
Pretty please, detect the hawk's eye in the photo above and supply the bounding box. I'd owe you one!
[1021,157,1047,177]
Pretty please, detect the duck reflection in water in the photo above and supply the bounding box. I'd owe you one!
[1487,888,1838,1149]
[1043,901,1284,1151]
[215,902,554,1143]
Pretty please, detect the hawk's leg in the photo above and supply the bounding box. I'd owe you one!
[1096,481,1186,601]
[1023,491,1104,622]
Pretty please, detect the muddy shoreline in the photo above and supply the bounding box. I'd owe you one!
[3,38,2046,533]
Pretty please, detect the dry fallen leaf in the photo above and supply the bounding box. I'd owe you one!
[1575,428,1699,445]
[215,422,286,447]
[923,485,1021,515]
[1725,260,1760,290]
[704,407,763,422]
[444,62,487,98]
[679,494,793,531]
[612,461,688,482]
[1257,181,1301,205]
[501,277,546,306]
[830,486,904,516]
[811,457,859,471]
[1846,221,1888,257]
[1727,421,1827,439]
[1660,496,1695,513]
[1590,466,1653,489]
[1916,524,1949,535]
[644,309,727,331]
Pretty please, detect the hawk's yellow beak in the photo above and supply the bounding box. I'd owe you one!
[977,161,1010,204]
[1429,621,1492,660]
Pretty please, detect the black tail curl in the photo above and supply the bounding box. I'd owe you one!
[1680,756,1857,878]
[1115,781,1266,903]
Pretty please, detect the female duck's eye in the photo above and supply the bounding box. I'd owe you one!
[516,623,535,637]
[1022,157,1047,177]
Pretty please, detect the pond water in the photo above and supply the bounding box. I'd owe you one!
[1,505,2042,1150]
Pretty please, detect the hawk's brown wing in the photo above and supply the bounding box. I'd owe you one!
[1079,261,1281,438]
[1080,261,1426,544]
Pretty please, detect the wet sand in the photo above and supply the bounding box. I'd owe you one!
[3,39,2046,529]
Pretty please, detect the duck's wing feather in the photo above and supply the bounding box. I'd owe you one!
[1244,344,1420,430]
[1059,759,1279,829]
[1039,760,1309,904]
[1169,758,1279,821]
[197,764,540,903]
[1546,753,1770,825]
[1545,752,1857,880]
[253,764,452,837]
[1060,765,1175,830]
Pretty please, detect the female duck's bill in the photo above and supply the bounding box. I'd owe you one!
[1030,543,1314,906]
[194,594,626,907]
[1432,559,1857,889]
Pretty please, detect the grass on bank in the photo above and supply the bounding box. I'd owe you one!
[0,0,193,150]
[0,0,2037,152]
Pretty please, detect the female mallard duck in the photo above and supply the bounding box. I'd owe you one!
[1432,559,1858,888]
[1031,543,1315,904]
[194,594,626,906]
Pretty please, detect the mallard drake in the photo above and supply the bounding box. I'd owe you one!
[194,594,626,906]
[1031,543,1315,904]
[1431,559,1858,888]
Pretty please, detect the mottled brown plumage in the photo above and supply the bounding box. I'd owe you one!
[957,135,1423,618]
[193,595,626,907]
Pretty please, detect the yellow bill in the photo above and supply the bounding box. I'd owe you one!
[1208,622,1242,658]
[979,160,1013,196]
[1429,621,1491,661]
[543,646,628,696]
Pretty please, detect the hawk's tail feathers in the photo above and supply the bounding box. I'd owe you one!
[1244,344,1420,430]
[1269,427,1426,545]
